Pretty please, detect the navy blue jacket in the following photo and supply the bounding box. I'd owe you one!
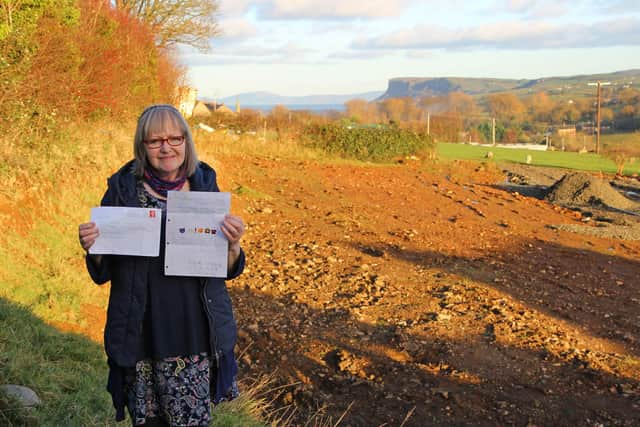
[86,159,244,420]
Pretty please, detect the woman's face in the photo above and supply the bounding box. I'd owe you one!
[144,120,186,180]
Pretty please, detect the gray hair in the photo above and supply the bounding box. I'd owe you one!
[133,104,199,178]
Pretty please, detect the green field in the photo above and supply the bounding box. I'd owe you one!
[436,142,640,175]
[600,132,640,148]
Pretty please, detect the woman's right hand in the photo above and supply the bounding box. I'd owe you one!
[79,222,100,253]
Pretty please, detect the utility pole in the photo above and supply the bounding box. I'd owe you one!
[492,117,496,146]
[587,81,611,154]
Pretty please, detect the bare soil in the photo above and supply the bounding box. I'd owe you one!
[82,157,640,426]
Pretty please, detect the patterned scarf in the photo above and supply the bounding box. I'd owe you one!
[143,168,187,198]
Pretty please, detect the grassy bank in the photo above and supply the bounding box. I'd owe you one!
[436,142,640,175]
[0,122,274,425]
[0,298,112,425]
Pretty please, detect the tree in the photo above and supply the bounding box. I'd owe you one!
[478,121,505,143]
[380,98,406,123]
[527,92,554,122]
[0,0,79,131]
[113,0,220,51]
[600,107,614,122]
[419,95,443,112]
[502,127,520,144]
[268,105,290,141]
[617,87,640,105]
[446,91,478,116]
[345,98,382,124]
[551,102,580,124]
[485,93,525,123]
[403,97,422,122]
[572,98,593,122]
[620,105,636,117]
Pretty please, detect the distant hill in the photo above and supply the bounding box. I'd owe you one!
[377,69,640,100]
[217,91,383,106]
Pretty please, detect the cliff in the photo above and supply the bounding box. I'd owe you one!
[376,70,640,100]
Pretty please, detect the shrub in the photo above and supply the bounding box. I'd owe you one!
[603,143,640,175]
[302,123,433,161]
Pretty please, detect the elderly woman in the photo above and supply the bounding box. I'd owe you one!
[78,104,245,426]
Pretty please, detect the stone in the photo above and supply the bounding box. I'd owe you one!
[431,387,450,399]
[0,384,41,407]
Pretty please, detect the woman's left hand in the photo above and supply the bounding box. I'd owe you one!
[221,214,245,251]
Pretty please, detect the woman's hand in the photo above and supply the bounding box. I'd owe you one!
[221,214,245,251]
[79,222,100,252]
[221,214,245,274]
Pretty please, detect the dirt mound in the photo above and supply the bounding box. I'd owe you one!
[546,172,638,211]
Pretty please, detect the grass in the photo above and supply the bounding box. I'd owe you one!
[0,121,276,426]
[0,297,290,426]
[436,141,640,175]
[600,132,640,148]
[5,116,634,425]
[232,185,273,199]
[0,298,113,426]
[195,130,327,161]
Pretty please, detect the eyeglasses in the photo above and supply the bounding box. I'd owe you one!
[143,135,185,149]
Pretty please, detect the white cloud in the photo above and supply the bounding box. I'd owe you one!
[219,0,262,18]
[186,42,314,66]
[500,0,640,17]
[353,18,640,50]
[258,0,412,19]
[327,50,391,60]
[503,0,569,14]
[404,50,436,60]
[598,0,640,13]
[218,18,259,41]
[309,21,361,34]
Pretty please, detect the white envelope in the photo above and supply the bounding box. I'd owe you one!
[89,207,162,256]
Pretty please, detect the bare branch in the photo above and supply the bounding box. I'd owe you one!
[114,0,220,52]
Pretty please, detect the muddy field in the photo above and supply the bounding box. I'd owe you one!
[81,156,640,426]
[224,157,640,426]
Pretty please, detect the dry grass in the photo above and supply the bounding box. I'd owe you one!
[0,120,133,324]
[0,119,352,426]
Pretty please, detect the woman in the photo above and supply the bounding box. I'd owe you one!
[78,104,245,426]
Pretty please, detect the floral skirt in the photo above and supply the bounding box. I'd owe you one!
[123,353,239,426]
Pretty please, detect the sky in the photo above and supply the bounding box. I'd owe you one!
[182,0,640,99]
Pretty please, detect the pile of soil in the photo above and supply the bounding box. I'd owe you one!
[545,172,639,211]
[501,163,566,187]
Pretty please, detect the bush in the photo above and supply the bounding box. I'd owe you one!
[603,144,640,175]
[477,121,505,143]
[302,123,433,161]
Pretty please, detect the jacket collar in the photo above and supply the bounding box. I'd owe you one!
[109,160,217,207]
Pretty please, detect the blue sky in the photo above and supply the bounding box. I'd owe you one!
[182,0,640,98]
